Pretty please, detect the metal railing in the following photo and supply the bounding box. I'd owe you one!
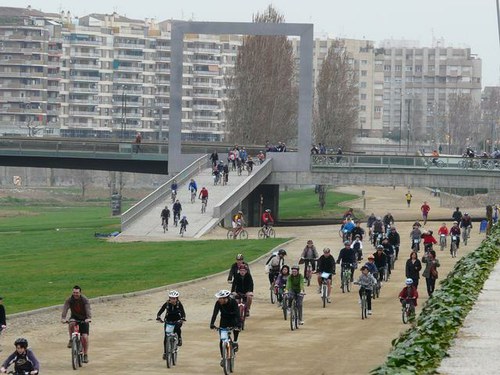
[121,154,209,231]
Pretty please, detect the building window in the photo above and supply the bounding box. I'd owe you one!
[361,70,367,77]
[360,93,367,100]
[395,65,402,71]
[360,82,367,88]
[384,65,391,71]
[360,105,366,111]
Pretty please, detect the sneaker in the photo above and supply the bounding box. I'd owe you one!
[368,310,372,315]
[177,337,182,347]
[245,311,250,318]
[358,299,361,304]
[327,297,331,303]
[233,342,239,352]
[162,353,167,360]
[67,340,72,348]
[317,287,321,294]
[220,359,224,367]
[299,321,304,325]
[83,354,89,363]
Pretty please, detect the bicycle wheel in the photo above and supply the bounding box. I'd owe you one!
[238,230,248,239]
[270,285,276,304]
[347,271,352,292]
[289,301,296,331]
[282,301,288,320]
[166,336,172,368]
[227,230,233,239]
[171,337,178,366]
[268,228,276,238]
[451,242,457,258]
[322,284,327,308]
[341,273,346,293]
[375,283,380,298]
[258,229,265,239]
[462,231,468,246]
[361,293,367,320]
[402,305,409,324]
[71,337,79,370]
[222,342,231,375]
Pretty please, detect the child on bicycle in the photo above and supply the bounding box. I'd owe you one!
[0,338,40,374]
[160,206,170,231]
[179,216,188,234]
[285,265,305,325]
[156,290,186,357]
[398,278,419,308]
[353,266,377,315]
[274,265,290,306]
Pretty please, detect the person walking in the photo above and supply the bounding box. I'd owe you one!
[421,201,430,225]
[405,251,422,289]
[0,296,5,351]
[405,191,413,208]
[422,250,440,297]
[134,132,142,153]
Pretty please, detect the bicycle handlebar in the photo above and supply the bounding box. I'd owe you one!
[64,319,90,324]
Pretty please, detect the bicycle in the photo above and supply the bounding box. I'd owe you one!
[358,286,369,320]
[226,227,248,240]
[157,318,180,368]
[171,190,177,204]
[462,226,471,246]
[450,235,459,258]
[215,327,236,375]
[287,294,300,331]
[162,218,168,233]
[180,224,187,237]
[279,289,288,320]
[423,158,445,168]
[173,212,180,227]
[222,172,228,186]
[258,225,275,239]
[372,273,381,299]
[401,298,416,324]
[234,293,247,331]
[439,234,446,251]
[269,273,278,304]
[383,263,390,282]
[201,197,208,214]
[65,319,86,370]
[411,238,421,253]
[302,258,315,287]
[190,189,196,203]
[340,264,352,293]
[320,272,331,308]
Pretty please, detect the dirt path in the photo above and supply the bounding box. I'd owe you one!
[2,187,486,374]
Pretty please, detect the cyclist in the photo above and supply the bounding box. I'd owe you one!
[265,249,287,285]
[364,255,379,283]
[210,290,241,364]
[160,206,170,231]
[452,207,463,223]
[449,221,461,253]
[231,211,245,239]
[337,240,357,282]
[351,221,365,241]
[257,150,266,164]
[179,216,188,235]
[0,338,40,375]
[410,224,422,252]
[223,163,229,184]
[431,149,439,165]
[246,156,255,173]
[285,265,305,324]
[381,237,395,276]
[399,278,419,307]
[199,186,209,208]
[210,150,219,167]
[275,265,290,306]
[156,290,186,356]
[351,234,363,262]
[188,179,197,201]
[261,209,274,234]
[438,223,449,248]
[421,230,437,253]
[227,254,250,283]
[366,213,377,230]
[388,226,401,260]
[170,180,178,201]
[460,213,473,240]
[61,285,91,363]
[172,200,182,226]
[300,240,318,279]
[353,266,377,315]
[316,248,336,302]
[372,217,384,246]
[382,212,394,233]
[231,265,254,317]
[372,245,387,283]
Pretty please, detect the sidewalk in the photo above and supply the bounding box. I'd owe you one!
[438,261,500,375]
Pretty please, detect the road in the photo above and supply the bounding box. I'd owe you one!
[2,186,486,374]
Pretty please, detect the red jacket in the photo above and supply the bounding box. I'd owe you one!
[399,286,419,306]
[262,212,274,224]
[421,233,437,245]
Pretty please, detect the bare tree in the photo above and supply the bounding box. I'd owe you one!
[481,88,500,152]
[74,170,92,199]
[224,5,297,145]
[446,93,482,153]
[314,40,358,150]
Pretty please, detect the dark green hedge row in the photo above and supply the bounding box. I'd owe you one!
[371,228,500,375]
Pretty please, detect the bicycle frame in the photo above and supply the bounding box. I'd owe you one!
[164,322,179,368]
[218,328,235,375]
[235,294,247,330]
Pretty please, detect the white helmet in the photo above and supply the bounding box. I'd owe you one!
[405,278,414,286]
[215,290,231,298]
[168,290,180,298]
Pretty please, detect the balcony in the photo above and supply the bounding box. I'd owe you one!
[116,54,144,61]
[70,75,100,82]
[192,104,220,110]
[71,64,100,70]
[71,51,101,58]
[69,87,98,93]
[0,59,46,66]
[68,110,98,116]
[114,77,143,84]
[8,34,45,41]
[69,99,99,105]
[114,42,146,49]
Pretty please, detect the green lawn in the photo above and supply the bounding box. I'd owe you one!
[0,205,285,313]
[279,188,359,219]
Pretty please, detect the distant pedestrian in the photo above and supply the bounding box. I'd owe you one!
[405,190,412,208]
[134,132,142,153]
[0,296,6,350]
[421,201,430,225]
[209,151,219,167]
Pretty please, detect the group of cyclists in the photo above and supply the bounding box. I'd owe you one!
[210,147,260,185]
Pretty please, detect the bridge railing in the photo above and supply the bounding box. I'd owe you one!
[311,153,500,170]
[121,154,210,231]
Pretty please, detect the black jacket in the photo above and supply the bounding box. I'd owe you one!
[317,254,336,274]
[157,300,186,322]
[405,258,422,280]
[210,298,239,328]
[231,273,254,294]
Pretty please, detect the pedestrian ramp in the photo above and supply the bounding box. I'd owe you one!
[119,157,272,240]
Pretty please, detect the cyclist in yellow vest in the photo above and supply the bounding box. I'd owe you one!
[405,191,413,208]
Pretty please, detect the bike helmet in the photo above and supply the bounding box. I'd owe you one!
[168,290,180,298]
[354,234,361,239]
[236,254,244,260]
[453,221,458,225]
[291,264,300,270]
[182,216,186,219]
[405,278,414,286]
[344,240,350,245]
[265,209,271,213]
[14,338,28,348]
[376,245,384,250]
[323,247,331,253]
[215,290,231,298]
[238,210,243,214]
[278,249,287,256]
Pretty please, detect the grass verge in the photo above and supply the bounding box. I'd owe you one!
[370,227,500,374]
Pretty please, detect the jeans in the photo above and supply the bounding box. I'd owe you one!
[426,277,436,296]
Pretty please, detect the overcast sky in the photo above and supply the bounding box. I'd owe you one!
[5,0,500,86]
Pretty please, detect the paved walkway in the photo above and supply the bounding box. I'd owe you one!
[118,163,263,240]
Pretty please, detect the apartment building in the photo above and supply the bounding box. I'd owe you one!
[0,6,62,136]
[380,40,482,142]
[292,37,384,138]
